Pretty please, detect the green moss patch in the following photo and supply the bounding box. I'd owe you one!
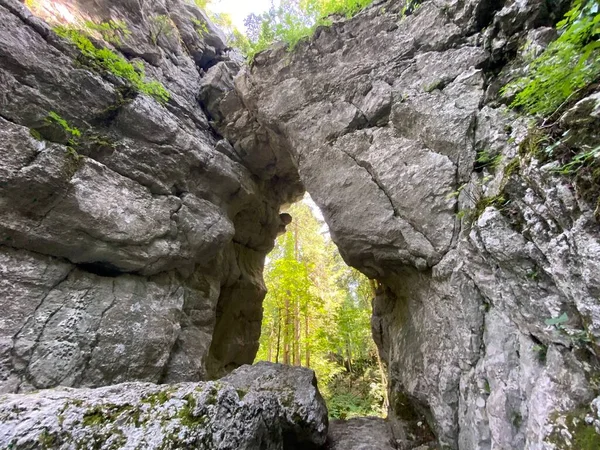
[548,406,600,450]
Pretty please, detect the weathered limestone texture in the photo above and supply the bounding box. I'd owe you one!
[0,362,328,450]
[1,0,600,448]
[203,0,600,448]
[0,0,301,393]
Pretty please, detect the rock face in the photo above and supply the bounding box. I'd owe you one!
[1,0,600,449]
[326,417,398,450]
[0,362,328,449]
[203,0,600,448]
[0,0,301,393]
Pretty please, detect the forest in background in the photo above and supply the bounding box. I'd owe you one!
[254,199,388,419]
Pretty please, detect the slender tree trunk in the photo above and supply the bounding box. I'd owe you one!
[284,294,291,365]
[305,310,310,368]
[267,325,274,362]
[294,298,301,366]
[276,307,282,364]
[346,342,353,374]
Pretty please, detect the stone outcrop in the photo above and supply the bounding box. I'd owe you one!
[1,0,600,448]
[0,0,301,393]
[0,362,328,449]
[203,0,600,448]
[326,417,399,450]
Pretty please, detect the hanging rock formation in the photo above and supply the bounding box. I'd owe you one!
[205,0,600,448]
[0,0,600,449]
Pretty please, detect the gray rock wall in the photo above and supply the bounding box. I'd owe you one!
[0,0,301,392]
[205,0,600,448]
[1,0,600,448]
[0,362,328,450]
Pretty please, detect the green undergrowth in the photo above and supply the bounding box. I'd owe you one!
[84,19,131,46]
[503,0,600,116]
[53,25,169,104]
[326,363,386,419]
[500,0,600,220]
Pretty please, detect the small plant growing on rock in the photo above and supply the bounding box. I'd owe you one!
[533,344,548,364]
[502,0,600,116]
[84,19,131,45]
[149,14,176,45]
[46,111,81,142]
[53,25,170,104]
[401,0,421,17]
[191,17,209,36]
[475,150,503,172]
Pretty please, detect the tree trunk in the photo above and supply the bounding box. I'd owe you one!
[275,307,282,364]
[283,294,291,365]
[294,298,301,366]
[305,310,310,368]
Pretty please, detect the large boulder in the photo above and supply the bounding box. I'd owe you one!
[0,363,328,450]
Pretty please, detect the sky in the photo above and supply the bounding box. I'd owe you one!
[208,0,275,31]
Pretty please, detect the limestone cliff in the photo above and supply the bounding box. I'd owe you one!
[0,0,301,392]
[1,0,599,449]
[205,0,600,448]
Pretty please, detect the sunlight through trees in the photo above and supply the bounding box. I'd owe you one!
[255,199,388,419]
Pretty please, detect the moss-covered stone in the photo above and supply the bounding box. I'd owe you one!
[547,406,600,450]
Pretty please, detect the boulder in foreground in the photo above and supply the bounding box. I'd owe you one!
[0,362,328,450]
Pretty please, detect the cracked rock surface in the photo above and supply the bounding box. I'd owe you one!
[0,362,328,450]
[1,0,600,449]
[204,0,600,448]
[0,0,301,392]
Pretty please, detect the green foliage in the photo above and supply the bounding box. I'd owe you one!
[149,14,176,45]
[503,0,600,116]
[401,0,421,17]
[475,150,503,171]
[84,19,131,45]
[554,145,600,176]
[194,0,210,10]
[533,344,548,364]
[237,0,375,60]
[545,312,569,326]
[192,17,209,36]
[255,199,386,419]
[46,111,81,140]
[53,25,169,104]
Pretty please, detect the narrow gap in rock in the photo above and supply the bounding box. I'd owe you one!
[76,261,126,278]
[254,193,399,448]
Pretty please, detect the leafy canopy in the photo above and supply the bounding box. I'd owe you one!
[239,0,375,60]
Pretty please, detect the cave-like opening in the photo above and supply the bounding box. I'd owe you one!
[254,194,389,420]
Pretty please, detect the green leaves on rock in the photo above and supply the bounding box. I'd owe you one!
[503,0,600,116]
[53,25,170,104]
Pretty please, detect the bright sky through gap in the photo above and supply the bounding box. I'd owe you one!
[209,0,276,31]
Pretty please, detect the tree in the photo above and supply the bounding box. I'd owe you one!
[255,197,386,418]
